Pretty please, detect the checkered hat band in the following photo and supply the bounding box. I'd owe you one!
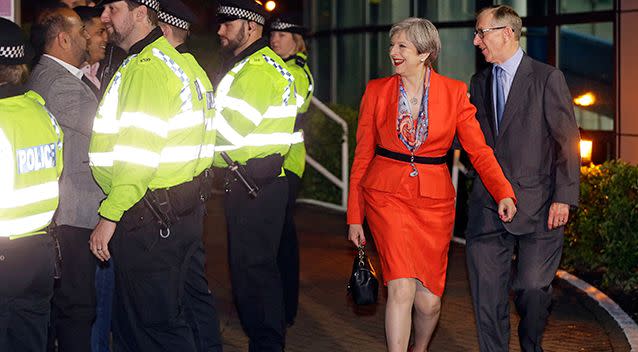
[0,45,25,59]
[158,11,190,30]
[218,6,265,25]
[271,21,299,31]
[140,0,160,12]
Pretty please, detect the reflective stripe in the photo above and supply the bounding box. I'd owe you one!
[0,181,59,209]
[295,94,305,109]
[216,59,249,100]
[213,113,245,146]
[89,152,112,167]
[0,210,54,237]
[264,105,297,119]
[200,144,215,158]
[120,112,168,137]
[291,131,304,144]
[92,118,119,134]
[152,48,193,112]
[90,146,160,168]
[160,145,201,163]
[169,110,203,131]
[205,117,215,131]
[218,96,262,125]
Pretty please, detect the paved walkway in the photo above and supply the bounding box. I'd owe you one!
[202,199,631,351]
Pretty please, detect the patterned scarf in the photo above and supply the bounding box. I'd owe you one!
[397,68,431,153]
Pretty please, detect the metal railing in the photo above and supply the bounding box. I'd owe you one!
[297,97,349,212]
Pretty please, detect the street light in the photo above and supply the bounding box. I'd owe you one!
[574,92,596,107]
[265,1,276,12]
[580,139,593,165]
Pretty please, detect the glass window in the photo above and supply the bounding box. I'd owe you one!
[314,0,333,31]
[494,0,549,17]
[337,34,366,107]
[337,0,365,29]
[312,36,332,101]
[369,31,394,80]
[558,0,613,14]
[521,26,549,63]
[436,28,476,85]
[418,0,475,22]
[559,22,614,131]
[368,0,412,26]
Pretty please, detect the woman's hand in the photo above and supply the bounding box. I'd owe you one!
[348,224,366,247]
[498,198,517,223]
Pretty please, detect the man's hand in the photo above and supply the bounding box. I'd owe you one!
[348,224,366,248]
[89,218,117,261]
[498,197,517,222]
[548,202,570,230]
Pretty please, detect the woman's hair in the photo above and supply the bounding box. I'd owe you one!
[389,17,441,66]
[292,33,307,54]
[0,64,29,86]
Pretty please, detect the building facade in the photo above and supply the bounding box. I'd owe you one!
[305,0,638,164]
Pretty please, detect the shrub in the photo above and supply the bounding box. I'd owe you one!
[299,103,358,204]
[562,160,638,292]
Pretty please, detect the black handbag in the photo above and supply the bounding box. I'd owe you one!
[347,245,379,305]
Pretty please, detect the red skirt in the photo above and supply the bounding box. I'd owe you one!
[363,175,455,297]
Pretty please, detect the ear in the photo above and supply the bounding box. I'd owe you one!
[134,5,147,23]
[419,52,430,63]
[57,31,71,49]
[247,20,257,33]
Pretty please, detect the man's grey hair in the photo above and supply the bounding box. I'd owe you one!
[477,5,523,40]
[389,17,441,66]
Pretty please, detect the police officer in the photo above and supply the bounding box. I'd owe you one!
[0,18,64,352]
[87,0,216,350]
[157,1,222,351]
[269,13,315,327]
[214,0,298,350]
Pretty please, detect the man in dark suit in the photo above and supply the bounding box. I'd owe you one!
[28,7,104,352]
[466,5,581,352]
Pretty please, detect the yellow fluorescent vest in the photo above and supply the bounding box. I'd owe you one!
[89,36,209,222]
[0,90,63,238]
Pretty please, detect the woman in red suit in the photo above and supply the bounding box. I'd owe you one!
[347,18,517,352]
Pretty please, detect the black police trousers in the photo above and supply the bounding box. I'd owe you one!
[278,170,301,326]
[0,234,55,352]
[111,203,222,352]
[225,177,288,352]
[49,225,96,352]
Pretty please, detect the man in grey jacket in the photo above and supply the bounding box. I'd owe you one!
[28,7,104,352]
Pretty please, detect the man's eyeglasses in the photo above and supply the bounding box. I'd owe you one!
[473,26,507,39]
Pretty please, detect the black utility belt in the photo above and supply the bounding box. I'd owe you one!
[375,146,447,164]
[120,169,214,232]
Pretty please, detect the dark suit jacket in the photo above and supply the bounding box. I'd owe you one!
[28,55,104,229]
[467,54,581,236]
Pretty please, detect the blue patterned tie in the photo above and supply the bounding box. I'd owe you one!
[495,66,505,134]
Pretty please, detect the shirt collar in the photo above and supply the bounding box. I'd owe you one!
[214,37,268,88]
[496,47,523,76]
[176,43,189,54]
[128,27,163,56]
[44,54,84,79]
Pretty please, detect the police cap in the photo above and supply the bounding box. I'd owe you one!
[0,18,28,65]
[217,0,268,26]
[98,0,160,12]
[270,12,306,36]
[158,0,196,31]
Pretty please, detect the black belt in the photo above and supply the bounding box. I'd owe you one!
[375,146,447,164]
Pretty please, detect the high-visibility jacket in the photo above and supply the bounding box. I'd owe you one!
[0,90,63,238]
[212,44,298,167]
[282,52,314,177]
[89,33,208,222]
[181,52,216,175]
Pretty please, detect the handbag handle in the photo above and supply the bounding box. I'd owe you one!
[357,245,366,266]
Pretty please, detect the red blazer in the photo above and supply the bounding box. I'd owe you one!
[347,72,515,224]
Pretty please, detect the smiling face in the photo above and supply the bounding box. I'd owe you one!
[473,10,516,64]
[85,17,107,64]
[389,30,428,77]
[101,1,135,49]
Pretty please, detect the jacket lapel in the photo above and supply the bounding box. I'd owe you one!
[384,75,399,147]
[496,55,533,141]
